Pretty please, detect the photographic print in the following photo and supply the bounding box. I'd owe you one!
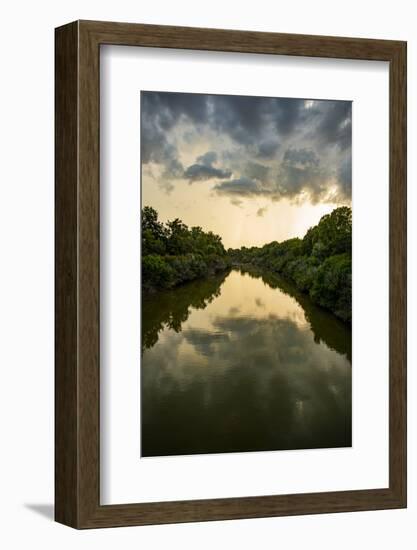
[141,91,352,458]
[55,21,406,528]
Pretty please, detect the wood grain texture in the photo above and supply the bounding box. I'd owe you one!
[55,21,79,527]
[388,41,407,504]
[55,20,407,529]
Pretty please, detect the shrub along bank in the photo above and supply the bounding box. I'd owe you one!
[142,206,230,292]
[228,207,352,323]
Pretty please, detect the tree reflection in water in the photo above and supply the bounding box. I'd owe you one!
[142,267,351,361]
[141,268,351,457]
[142,270,229,352]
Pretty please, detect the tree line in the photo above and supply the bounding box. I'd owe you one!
[228,206,352,322]
[141,205,352,323]
[142,206,230,292]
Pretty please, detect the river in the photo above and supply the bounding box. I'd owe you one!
[141,268,352,457]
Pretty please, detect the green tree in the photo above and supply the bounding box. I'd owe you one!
[227,206,352,323]
[142,206,167,255]
[141,208,230,292]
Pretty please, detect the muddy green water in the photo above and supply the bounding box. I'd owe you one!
[141,268,352,457]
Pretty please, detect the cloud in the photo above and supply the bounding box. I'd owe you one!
[196,151,217,166]
[214,148,350,204]
[337,153,352,199]
[164,157,184,178]
[244,162,271,183]
[230,198,243,207]
[184,164,232,182]
[141,91,207,181]
[255,138,280,159]
[214,177,263,197]
[276,148,330,203]
[183,150,232,182]
[257,207,268,217]
[141,91,352,204]
[208,95,306,148]
[312,101,352,150]
[282,148,319,167]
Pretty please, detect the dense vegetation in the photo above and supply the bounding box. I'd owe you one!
[228,207,352,323]
[142,206,230,292]
[142,205,351,323]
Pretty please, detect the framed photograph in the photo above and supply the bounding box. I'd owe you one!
[55,20,406,528]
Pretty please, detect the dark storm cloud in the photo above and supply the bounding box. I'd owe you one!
[164,158,184,178]
[142,91,208,133]
[214,177,264,197]
[184,164,232,182]
[255,138,280,159]
[215,148,344,204]
[208,95,305,147]
[337,153,352,198]
[141,91,352,203]
[141,92,305,167]
[183,150,232,182]
[283,148,320,167]
[141,91,208,174]
[244,162,271,183]
[313,101,352,151]
[196,151,217,166]
[276,148,330,203]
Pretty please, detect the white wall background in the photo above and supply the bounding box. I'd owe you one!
[0,0,415,548]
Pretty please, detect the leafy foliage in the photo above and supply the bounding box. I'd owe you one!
[142,207,230,292]
[142,205,352,323]
[229,207,352,322]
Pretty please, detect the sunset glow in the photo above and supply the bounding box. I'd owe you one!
[141,91,351,248]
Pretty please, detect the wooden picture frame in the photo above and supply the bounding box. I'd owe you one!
[55,20,407,528]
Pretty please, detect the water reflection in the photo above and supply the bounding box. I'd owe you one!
[141,269,352,457]
[239,267,352,361]
[142,271,229,352]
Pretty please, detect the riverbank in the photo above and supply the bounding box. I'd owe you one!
[142,253,231,294]
[228,207,352,324]
[142,205,231,293]
[231,258,351,324]
[141,205,351,322]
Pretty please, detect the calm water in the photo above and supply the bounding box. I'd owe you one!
[141,268,352,457]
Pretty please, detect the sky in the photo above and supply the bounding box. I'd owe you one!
[141,91,352,249]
